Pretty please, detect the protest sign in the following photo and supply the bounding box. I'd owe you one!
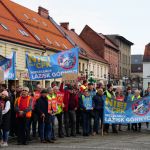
[82,95,93,110]
[62,73,78,84]
[104,96,150,124]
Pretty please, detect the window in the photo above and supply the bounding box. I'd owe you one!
[89,64,91,71]
[34,34,40,41]
[82,63,85,72]
[18,29,29,37]
[33,18,38,23]
[93,65,95,71]
[63,44,68,49]
[24,14,29,20]
[42,22,47,27]
[97,66,99,77]
[0,23,8,30]
[55,41,60,47]
[46,38,52,45]
[79,62,81,72]
[101,67,103,77]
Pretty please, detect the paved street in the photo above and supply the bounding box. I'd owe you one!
[8,129,150,150]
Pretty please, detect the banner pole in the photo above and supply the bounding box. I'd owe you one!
[14,79,17,100]
[30,80,34,93]
[101,124,104,136]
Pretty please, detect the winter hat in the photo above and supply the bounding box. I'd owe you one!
[1,90,9,97]
[41,89,48,94]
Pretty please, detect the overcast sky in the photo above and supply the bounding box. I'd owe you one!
[12,0,150,54]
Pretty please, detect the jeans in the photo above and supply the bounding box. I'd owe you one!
[17,117,31,144]
[56,113,64,137]
[39,117,52,141]
[89,110,95,134]
[93,110,103,133]
[0,130,9,142]
[30,111,38,136]
[64,110,76,136]
[51,115,55,139]
[82,111,90,135]
[76,109,81,133]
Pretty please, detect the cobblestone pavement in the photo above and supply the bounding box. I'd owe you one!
[8,128,150,150]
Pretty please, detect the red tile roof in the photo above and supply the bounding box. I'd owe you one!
[98,33,119,51]
[0,0,73,50]
[61,26,108,64]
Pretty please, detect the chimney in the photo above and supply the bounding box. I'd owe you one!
[71,29,75,32]
[38,6,49,19]
[60,22,69,30]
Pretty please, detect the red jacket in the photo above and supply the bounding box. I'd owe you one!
[60,83,78,112]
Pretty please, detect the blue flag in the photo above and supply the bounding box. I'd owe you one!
[26,47,79,80]
[0,52,16,80]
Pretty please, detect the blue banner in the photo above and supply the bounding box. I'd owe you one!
[0,52,16,80]
[104,96,150,124]
[0,55,10,66]
[26,47,79,80]
[83,96,93,110]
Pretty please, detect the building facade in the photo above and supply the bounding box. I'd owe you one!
[143,44,150,90]
[80,25,119,81]
[106,35,133,79]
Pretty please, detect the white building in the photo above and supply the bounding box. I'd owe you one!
[143,44,150,90]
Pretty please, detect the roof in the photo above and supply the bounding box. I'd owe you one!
[131,55,143,64]
[98,33,119,51]
[106,34,134,46]
[0,0,73,50]
[143,43,150,62]
[60,26,108,64]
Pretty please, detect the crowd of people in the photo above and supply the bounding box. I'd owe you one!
[0,81,149,147]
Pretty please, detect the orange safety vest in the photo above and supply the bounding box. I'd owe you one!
[17,96,32,118]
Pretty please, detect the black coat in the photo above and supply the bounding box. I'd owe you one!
[35,96,51,123]
[0,99,11,131]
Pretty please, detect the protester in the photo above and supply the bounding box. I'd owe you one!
[15,87,32,145]
[63,84,78,137]
[47,87,57,141]
[124,87,133,131]
[29,83,41,138]
[131,89,141,131]
[54,86,64,138]
[80,80,88,92]
[116,87,125,131]
[9,85,17,137]
[103,83,118,134]
[0,91,11,147]
[79,89,93,136]
[35,89,54,143]
[93,88,104,135]
[88,83,96,135]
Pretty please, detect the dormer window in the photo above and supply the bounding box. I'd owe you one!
[0,23,9,30]
[18,29,29,37]
[34,34,40,41]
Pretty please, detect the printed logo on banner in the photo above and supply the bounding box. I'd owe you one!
[132,98,150,116]
[58,51,76,70]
